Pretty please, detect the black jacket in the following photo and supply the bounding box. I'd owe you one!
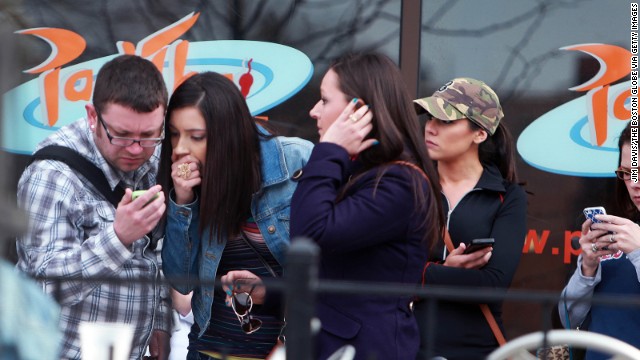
[417,164,527,360]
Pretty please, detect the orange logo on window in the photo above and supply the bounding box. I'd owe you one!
[562,44,632,145]
[15,12,251,127]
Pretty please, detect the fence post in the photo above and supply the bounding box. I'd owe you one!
[285,237,319,360]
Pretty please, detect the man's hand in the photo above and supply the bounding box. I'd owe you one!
[113,184,166,246]
[145,329,170,360]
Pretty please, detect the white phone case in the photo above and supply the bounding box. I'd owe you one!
[583,206,607,223]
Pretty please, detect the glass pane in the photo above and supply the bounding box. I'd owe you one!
[420,0,633,339]
[2,0,403,142]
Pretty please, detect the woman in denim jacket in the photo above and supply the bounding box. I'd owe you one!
[159,72,312,360]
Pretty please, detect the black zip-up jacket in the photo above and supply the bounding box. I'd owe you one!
[417,164,527,360]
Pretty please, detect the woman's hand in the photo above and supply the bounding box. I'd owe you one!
[171,155,202,204]
[578,219,614,276]
[321,99,378,157]
[443,243,492,269]
[590,214,640,255]
[221,270,266,305]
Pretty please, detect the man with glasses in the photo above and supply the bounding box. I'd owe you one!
[16,55,171,360]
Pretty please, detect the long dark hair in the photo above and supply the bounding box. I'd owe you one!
[330,53,444,245]
[158,72,263,242]
[469,121,519,183]
[613,122,639,220]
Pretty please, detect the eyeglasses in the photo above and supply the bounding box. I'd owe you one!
[614,167,633,181]
[96,112,164,147]
[231,292,262,334]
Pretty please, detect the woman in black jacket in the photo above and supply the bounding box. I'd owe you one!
[413,78,528,360]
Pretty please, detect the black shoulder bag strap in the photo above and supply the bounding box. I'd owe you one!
[31,145,125,207]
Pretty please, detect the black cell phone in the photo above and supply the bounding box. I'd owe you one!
[463,238,495,254]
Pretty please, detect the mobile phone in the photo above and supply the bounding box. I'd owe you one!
[132,190,159,204]
[583,206,607,223]
[463,238,495,254]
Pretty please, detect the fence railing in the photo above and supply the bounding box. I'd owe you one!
[34,237,640,360]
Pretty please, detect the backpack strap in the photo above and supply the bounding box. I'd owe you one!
[31,145,125,207]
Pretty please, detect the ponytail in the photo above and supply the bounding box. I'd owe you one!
[477,122,518,183]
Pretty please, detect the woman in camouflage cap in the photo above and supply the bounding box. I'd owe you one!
[413,78,528,360]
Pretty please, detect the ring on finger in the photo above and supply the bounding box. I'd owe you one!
[348,114,359,123]
[177,163,191,180]
[591,243,599,252]
[610,234,615,243]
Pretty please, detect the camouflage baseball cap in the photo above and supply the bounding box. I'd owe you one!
[414,77,504,135]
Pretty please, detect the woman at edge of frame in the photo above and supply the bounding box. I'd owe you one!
[559,121,640,360]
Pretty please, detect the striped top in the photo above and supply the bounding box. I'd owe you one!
[191,219,284,359]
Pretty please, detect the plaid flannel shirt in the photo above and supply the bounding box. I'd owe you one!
[16,119,171,360]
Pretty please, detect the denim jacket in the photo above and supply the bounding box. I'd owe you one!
[162,133,312,337]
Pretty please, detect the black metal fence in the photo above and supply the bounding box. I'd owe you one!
[30,238,640,360]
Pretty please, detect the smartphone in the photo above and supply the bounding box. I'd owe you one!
[463,238,495,254]
[132,190,159,204]
[583,206,607,223]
